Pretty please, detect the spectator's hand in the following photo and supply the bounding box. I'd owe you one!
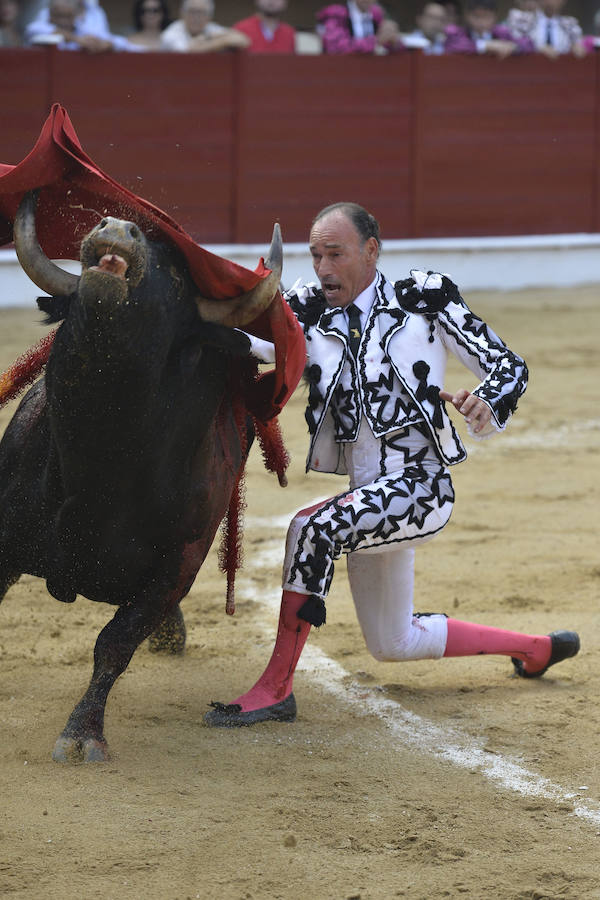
[539,44,560,59]
[572,40,588,58]
[221,28,251,49]
[376,19,401,47]
[439,389,492,434]
[485,39,517,58]
[74,34,114,52]
[189,28,250,52]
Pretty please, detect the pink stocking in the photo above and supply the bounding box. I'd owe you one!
[444,618,551,674]
[232,590,311,712]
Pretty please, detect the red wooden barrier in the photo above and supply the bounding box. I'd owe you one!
[413,53,598,236]
[1,48,599,243]
[232,54,414,242]
[0,49,50,163]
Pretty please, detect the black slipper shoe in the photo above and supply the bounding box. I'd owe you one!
[203,693,297,727]
[512,630,580,679]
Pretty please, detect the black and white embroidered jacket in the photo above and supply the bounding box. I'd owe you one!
[285,269,528,475]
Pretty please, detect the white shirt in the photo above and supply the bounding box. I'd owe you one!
[535,13,566,52]
[25,0,140,51]
[510,9,583,53]
[160,18,226,51]
[345,274,377,333]
[245,274,378,365]
[405,28,446,54]
[474,31,493,54]
[347,1,376,39]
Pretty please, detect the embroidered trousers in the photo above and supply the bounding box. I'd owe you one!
[282,423,454,660]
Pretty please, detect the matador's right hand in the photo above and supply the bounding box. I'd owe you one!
[439,388,492,434]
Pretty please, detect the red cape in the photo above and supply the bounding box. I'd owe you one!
[0,104,305,419]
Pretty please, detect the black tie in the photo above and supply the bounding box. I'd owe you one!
[546,18,553,46]
[347,304,362,358]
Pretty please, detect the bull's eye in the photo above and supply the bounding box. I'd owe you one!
[129,224,141,240]
[99,218,108,228]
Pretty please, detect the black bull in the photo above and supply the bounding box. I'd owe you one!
[0,192,284,762]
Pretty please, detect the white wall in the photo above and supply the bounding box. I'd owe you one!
[3,232,600,307]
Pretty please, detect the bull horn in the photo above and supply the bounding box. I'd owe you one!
[195,223,282,328]
[13,190,80,297]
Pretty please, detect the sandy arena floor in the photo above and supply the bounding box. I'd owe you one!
[0,286,599,900]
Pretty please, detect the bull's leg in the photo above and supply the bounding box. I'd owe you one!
[147,603,186,655]
[52,596,170,764]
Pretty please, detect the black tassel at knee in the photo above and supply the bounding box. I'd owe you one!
[298,594,327,627]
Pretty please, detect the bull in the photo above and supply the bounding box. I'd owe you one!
[0,191,283,762]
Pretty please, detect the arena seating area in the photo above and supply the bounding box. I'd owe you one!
[1,47,599,243]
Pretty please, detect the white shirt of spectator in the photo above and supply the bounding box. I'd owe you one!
[475,31,493,53]
[534,12,572,53]
[402,29,445,54]
[160,18,226,51]
[347,1,376,39]
[25,0,140,50]
[25,0,109,37]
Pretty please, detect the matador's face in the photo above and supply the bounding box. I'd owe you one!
[308,212,378,309]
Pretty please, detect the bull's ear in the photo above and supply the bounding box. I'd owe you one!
[36,294,73,323]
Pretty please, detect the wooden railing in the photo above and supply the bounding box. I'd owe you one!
[1,47,598,243]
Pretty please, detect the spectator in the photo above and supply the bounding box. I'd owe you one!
[0,0,22,45]
[25,0,108,37]
[128,0,171,49]
[581,7,600,54]
[404,1,448,53]
[160,0,250,52]
[506,0,586,56]
[234,0,296,54]
[316,1,404,54]
[445,0,534,56]
[26,0,142,50]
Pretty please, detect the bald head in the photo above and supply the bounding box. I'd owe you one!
[49,0,79,31]
[309,205,380,308]
[312,203,381,256]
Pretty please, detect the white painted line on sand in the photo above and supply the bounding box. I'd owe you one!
[302,643,600,829]
[236,578,600,829]
[241,418,599,828]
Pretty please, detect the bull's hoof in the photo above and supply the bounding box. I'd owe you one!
[52,736,80,763]
[82,738,110,762]
[204,693,297,727]
[52,735,110,763]
[148,605,186,655]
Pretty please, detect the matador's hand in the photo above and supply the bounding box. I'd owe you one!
[439,388,492,434]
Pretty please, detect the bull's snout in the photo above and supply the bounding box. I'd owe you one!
[81,217,148,289]
[95,217,142,247]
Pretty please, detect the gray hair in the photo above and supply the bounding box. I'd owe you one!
[182,0,214,14]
